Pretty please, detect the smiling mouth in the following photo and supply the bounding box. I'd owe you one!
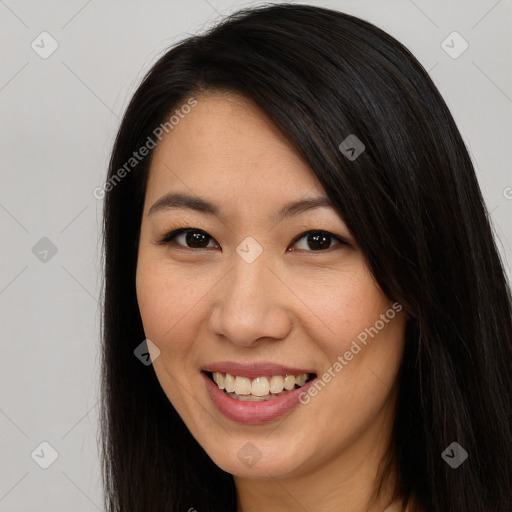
[205,371,317,402]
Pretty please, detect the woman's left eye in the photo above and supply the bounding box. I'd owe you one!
[289,230,346,252]
[159,228,347,252]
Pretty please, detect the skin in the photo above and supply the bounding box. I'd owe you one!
[135,91,408,512]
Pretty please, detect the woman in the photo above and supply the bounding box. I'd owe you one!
[99,4,512,511]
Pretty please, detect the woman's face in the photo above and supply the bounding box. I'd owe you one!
[136,91,407,481]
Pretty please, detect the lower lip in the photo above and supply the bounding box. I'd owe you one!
[201,371,317,424]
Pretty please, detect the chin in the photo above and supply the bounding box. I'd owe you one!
[201,437,310,480]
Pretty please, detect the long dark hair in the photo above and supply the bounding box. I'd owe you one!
[99,4,512,511]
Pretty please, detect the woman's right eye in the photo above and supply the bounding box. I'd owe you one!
[159,228,219,249]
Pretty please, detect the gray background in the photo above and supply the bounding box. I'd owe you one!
[1,0,511,510]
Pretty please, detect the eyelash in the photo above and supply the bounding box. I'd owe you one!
[157,226,348,253]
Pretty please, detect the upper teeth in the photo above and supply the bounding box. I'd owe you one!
[212,372,309,396]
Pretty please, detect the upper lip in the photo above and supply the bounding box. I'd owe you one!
[201,361,316,379]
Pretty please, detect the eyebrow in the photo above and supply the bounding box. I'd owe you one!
[148,192,336,222]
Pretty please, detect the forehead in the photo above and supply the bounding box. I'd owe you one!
[145,91,324,205]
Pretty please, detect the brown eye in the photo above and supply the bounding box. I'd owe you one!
[160,228,218,249]
[159,228,347,252]
[290,230,346,252]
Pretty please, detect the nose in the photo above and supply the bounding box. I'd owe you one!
[208,251,292,347]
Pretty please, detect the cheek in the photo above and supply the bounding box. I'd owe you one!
[135,262,200,405]
[136,266,166,340]
[309,289,405,449]
[136,260,188,349]
[311,267,393,349]
[309,266,405,396]
[135,257,212,371]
